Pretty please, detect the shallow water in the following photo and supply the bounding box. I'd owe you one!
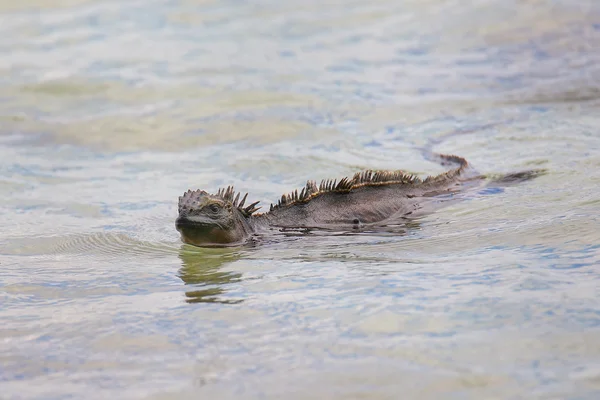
[1,0,600,398]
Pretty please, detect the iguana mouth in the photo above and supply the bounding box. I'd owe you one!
[175,216,225,233]
[175,217,241,247]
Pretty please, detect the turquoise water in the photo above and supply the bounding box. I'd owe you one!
[1,0,600,398]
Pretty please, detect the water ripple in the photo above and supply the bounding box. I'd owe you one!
[2,232,180,259]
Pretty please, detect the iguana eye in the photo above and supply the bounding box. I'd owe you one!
[208,204,220,213]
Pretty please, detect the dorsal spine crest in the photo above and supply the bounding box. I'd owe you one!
[269,153,468,212]
[271,169,422,211]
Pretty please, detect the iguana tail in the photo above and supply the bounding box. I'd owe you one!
[421,124,546,185]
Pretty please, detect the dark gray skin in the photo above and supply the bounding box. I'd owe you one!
[177,154,476,247]
[176,153,543,247]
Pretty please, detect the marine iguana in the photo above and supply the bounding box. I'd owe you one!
[176,152,541,247]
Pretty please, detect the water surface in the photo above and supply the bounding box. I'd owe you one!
[1,0,600,398]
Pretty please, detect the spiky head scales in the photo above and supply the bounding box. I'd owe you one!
[178,186,260,217]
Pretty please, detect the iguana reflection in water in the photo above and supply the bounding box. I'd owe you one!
[178,247,244,304]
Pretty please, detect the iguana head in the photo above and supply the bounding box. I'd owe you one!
[176,187,260,247]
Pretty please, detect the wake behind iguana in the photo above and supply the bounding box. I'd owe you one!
[176,152,542,247]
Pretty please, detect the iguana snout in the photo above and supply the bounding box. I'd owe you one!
[176,188,254,247]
